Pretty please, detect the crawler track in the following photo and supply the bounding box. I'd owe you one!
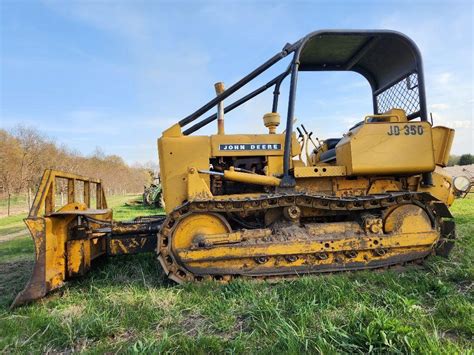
[157,191,451,283]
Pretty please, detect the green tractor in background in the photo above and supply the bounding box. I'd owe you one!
[143,174,165,209]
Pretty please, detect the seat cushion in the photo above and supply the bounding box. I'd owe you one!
[325,138,341,150]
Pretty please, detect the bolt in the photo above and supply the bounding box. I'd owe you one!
[284,205,301,221]
[316,252,328,260]
[370,224,381,233]
[255,256,269,264]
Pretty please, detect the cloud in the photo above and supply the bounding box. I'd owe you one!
[429,103,450,110]
[434,72,454,85]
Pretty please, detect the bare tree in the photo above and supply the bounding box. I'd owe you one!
[0,130,23,215]
[2,126,151,214]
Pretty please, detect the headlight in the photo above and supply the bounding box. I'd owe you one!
[453,176,471,194]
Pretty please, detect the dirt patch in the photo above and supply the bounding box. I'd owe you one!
[180,313,208,337]
[51,338,95,354]
[221,315,249,340]
[444,164,474,178]
[441,330,462,343]
[177,312,249,340]
[109,329,136,343]
[52,304,86,325]
[0,206,29,218]
[0,229,29,243]
[0,259,34,276]
[0,259,34,306]
[148,289,177,309]
[455,280,473,295]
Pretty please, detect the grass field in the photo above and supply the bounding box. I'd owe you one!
[0,196,472,353]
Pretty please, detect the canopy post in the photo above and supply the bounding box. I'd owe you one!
[281,58,300,187]
[272,68,289,113]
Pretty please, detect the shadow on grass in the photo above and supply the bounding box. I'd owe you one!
[0,237,34,262]
[0,259,34,308]
[0,250,173,310]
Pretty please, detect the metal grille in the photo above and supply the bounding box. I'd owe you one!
[376,73,420,117]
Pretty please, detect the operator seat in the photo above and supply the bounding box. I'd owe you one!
[320,117,387,163]
[319,138,341,163]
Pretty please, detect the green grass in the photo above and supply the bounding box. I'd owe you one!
[0,194,28,209]
[0,197,472,353]
[0,214,27,236]
[112,198,163,221]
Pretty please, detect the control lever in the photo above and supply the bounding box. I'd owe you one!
[296,127,305,161]
[301,124,320,149]
[296,127,304,142]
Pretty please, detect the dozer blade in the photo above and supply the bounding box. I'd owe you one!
[12,170,112,307]
[12,170,163,308]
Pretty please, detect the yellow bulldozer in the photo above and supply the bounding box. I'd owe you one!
[13,30,463,307]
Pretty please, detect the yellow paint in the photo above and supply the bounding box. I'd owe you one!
[336,120,435,175]
[171,213,231,251]
[108,238,147,255]
[165,205,437,278]
[266,156,284,177]
[154,106,456,283]
[184,246,431,272]
[263,112,281,134]
[187,168,213,200]
[67,240,90,276]
[294,165,346,178]
[12,30,461,307]
[384,204,432,234]
[420,166,455,206]
[162,123,183,137]
[14,170,112,307]
[432,126,455,167]
[20,98,459,304]
[368,179,402,194]
[212,193,264,200]
[158,136,211,213]
[176,230,437,262]
[158,132,301,212]
[334,177,370,196]
[224,167,281,186]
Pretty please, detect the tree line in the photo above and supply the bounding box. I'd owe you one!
[0,127,153,215]
[448,154,474,166]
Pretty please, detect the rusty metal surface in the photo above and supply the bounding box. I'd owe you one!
[111,218,164,235]
[107,236,157,255]
[435,220,456,257]
[12,170,111,308]
[49,209,110,216]
[11,219,48,307]
[184,250,432,277]
[107,217,163,255]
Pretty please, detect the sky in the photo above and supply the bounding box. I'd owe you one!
[1,0,473,165]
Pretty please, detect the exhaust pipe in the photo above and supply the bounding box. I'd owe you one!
[215,82,225,134]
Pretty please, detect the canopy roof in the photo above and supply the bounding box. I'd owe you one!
[296,30,423,93]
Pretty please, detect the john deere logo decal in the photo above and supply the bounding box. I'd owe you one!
[219,143,282,151]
